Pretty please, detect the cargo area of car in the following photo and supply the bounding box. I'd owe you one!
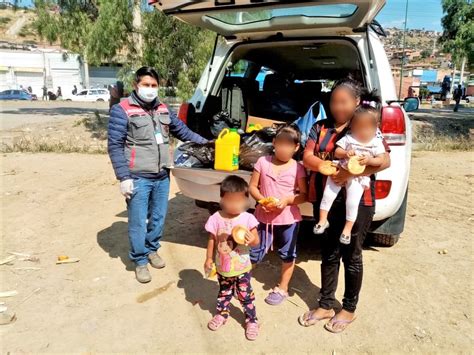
[172,38,368,217]
[188,38,366,139]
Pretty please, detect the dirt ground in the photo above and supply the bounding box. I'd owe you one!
[0,149,472,353]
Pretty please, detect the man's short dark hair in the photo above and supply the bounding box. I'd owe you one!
[135,66,159,83]
[220,175,249,197]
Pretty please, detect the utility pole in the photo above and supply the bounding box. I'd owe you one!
[132,0,143,63]
[398,0,409,100]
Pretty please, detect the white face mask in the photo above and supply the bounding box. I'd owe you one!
[137,86,158,103]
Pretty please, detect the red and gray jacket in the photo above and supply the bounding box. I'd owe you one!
[107,92,207,181]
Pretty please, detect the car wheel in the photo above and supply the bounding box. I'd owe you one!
[66,99,72,101]
[369,233,400,247]
[466,98,470,103]
[97,99,104,102]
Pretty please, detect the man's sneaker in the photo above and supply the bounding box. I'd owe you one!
[135,265,152,283]
[148,252,166,269]
[313,220,330,235]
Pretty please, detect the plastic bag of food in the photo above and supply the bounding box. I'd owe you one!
[239,127,277,171]
[210,110,241,137]
[174,141,215,168]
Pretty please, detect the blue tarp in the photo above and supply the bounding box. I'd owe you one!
[421,70,437,83]
[427,86,442,93]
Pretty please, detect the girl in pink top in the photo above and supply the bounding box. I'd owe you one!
[249,125,307,305]
[204,175,260,340]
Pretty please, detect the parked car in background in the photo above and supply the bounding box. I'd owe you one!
[0,90,33,101]
[64,89,110,102]
[21,89,37,100]
[464,95,473,103]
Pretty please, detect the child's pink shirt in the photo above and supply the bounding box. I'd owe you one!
[205,211,259,277]
[254,156,306,225]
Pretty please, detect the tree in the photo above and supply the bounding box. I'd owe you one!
[34,0,136,88]
[33,1,214,100]
[439,0,474,87]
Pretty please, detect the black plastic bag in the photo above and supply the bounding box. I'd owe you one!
[210,110,241,137]
[239,127,278,171]
[174,141,215,168]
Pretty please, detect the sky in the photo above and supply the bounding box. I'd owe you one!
[7,0,444,31]
[376,0,443,31]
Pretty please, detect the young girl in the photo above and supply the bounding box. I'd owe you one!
[204,175,260,341]
[249,125,307,306]
[313,91,385,245]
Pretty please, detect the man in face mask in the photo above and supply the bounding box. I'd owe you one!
[107,66,208,283]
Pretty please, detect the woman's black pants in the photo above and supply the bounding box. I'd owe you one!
[314,197,375,313]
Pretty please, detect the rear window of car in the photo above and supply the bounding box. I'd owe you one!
[208,4,358,25]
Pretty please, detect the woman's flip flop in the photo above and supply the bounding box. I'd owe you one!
[324,315,357,333]
[298,309,335,327]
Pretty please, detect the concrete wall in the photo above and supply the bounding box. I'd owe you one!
[0,49,82,98]
[0,49,122,98]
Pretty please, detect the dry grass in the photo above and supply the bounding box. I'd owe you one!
[1,111,108,154]
[412,135,472,151]
[0,136,107,154]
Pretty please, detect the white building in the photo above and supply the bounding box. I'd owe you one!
[0,48,121,98]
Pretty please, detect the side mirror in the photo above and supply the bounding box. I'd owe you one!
[404,97,419,112]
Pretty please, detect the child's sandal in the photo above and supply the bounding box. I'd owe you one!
[339,233,351,245]
[245,322,259,341]
[313,221,329,235]
[208,314,227,331]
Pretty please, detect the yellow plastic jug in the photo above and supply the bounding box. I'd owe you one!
[246,123,263,133]
[214,128,240,171]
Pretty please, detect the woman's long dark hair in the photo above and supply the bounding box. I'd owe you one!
[331,75,364,99]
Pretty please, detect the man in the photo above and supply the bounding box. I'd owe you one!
[72,85,78,95]
[107,66,208,283]
[453,84,462,112]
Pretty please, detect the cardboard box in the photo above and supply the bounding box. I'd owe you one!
[246,115,284,129]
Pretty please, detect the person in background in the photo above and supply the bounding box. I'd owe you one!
[107,66,208,283]
[56,86,62,99]
[42,86,48,101]
[109,81,124,111]
[72,85,78,95]
[453,84,462,112]
[27,86,33,94]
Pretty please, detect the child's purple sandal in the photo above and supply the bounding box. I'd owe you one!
[208,314,227,331]
[264,287,288,305]
[245,322,259,341]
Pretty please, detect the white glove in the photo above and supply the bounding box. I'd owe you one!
[120,179,134,199]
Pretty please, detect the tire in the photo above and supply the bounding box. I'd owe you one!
[97,99,104,102]
[369,233,400,247]
[66,99,72,101]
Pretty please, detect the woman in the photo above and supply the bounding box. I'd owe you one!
[107,66,207,283]
[299,78,391,333]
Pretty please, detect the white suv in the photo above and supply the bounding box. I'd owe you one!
[64,89,110,102]
[152,0,419,246]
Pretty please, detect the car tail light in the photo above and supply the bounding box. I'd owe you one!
[375,180,392,199]
[380,106,406,145]
[177,103,191,124]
